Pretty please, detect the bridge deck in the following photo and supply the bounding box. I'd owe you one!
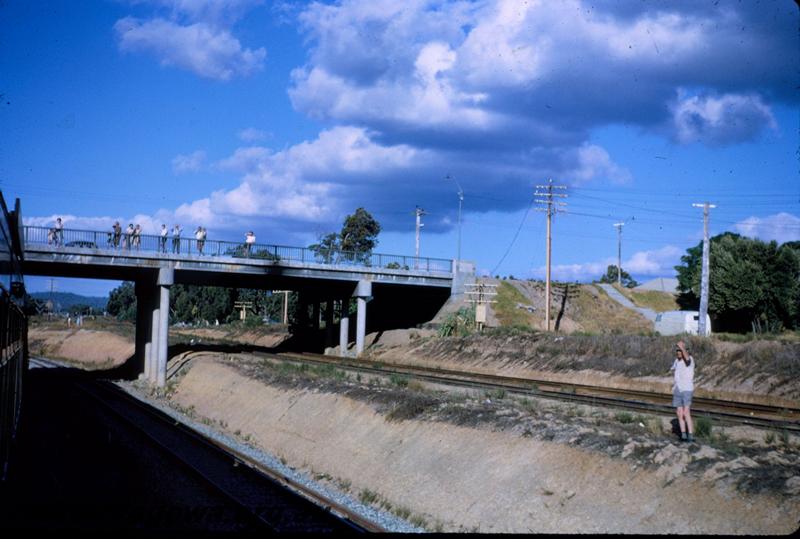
[23,226,454,289]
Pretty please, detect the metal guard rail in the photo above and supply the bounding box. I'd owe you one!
[23,225,453,274]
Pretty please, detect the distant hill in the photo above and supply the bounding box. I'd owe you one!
[29,292,108,312]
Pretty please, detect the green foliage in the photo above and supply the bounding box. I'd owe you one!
[598,265,638,288]
[106,281,137,321]
[675,233,800,333]
[106,281,295,326]
[308,232,340,263]
[614,411,634,424]
[695,416,713,439]
[438,306,476,337]
[171,285,235,324]
[309,207,381,264]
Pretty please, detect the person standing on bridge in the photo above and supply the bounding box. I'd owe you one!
[195,226,206,255]
[133,224,142,250]
[124,223,134,250]
[172,224,182,254]
[159,224,168,253]
[112,221,122,249]
[670,340,695,443]
[245,231,255,257]
[54,217,64,246]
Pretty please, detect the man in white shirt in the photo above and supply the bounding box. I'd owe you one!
[670,340,695,443]
[159,224,168,253]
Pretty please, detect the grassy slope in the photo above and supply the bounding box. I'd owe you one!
[573,285,653,334]
[493,281,536,327]
[612,284,679,312]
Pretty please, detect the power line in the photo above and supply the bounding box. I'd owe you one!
[490,199,534,276]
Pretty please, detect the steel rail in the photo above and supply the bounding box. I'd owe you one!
[263,351,800,432]
[70,374,385,533]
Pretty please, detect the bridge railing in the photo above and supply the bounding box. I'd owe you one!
[23,225,453,274]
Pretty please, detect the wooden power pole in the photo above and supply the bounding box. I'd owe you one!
[535,179,567,331]
[613,222,624,285]
[692,202,716,336]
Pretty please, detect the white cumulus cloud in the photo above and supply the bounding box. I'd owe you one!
[735,213,800,245]
[115,17,265,80]
[172,150,206,174]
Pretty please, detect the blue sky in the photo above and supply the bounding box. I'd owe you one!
[2,0,798,297]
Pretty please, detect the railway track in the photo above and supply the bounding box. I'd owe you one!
[249,351,800,433]
[29,357,385,533]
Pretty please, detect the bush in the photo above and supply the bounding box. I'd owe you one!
[695,416,713,439]
[438,307,476,337]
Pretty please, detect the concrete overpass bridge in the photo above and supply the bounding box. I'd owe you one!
[23,225,467,386]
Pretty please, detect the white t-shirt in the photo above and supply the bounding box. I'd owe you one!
[671,356,695,392]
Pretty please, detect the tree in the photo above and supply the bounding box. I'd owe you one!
[170,285,235,324]
[309,232,340,263]
[107,281,137,321]
[309,208,381,264]
[598,265,638,288]
[675,232,800,332]
[340,207,381,259]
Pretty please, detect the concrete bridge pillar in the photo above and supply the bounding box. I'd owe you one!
[324,300,334,349]
[135,281,154,380]
[354,280,372,356]
[312,301,321,331]
[155,267,173,387]
[146,290,160,383]
[339,298,350,357]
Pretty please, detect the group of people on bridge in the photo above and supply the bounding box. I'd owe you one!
[46,218,258,258]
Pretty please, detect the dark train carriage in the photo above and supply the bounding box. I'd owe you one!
[0,192,26,481]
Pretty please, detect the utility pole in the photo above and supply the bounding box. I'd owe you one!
[47,278,57,318]
[414,206,426,269]
[692,202,716,336]
[535,179,568,331]
[445,175,464,271]
[613,222,625,286]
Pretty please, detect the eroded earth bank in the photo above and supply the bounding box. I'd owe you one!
[30,320,800,533]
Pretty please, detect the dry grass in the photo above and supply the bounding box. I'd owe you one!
[494,281,536,327]
[612,284,679,313]
[573,285,652,334]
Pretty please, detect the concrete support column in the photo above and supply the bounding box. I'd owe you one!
[155,267,173,388]
[147,293,161,383]
[354,280,372,357]
[135,281,154,380]
[324,300,334,349]
[356,297,367,355]
[312,301,321,331]
[339,298,350,357]
[298,293,308,330]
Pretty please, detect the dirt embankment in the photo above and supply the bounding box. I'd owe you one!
[155,355,800,534]
[28,320,290,369]
[365,330,800,407]
[171,326,289,348]
[29,327,133,369]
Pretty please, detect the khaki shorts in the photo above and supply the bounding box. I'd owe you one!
[672,390,693,408]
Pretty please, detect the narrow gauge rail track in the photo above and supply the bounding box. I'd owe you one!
[259,352,800,433]
[31,357,384,533]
